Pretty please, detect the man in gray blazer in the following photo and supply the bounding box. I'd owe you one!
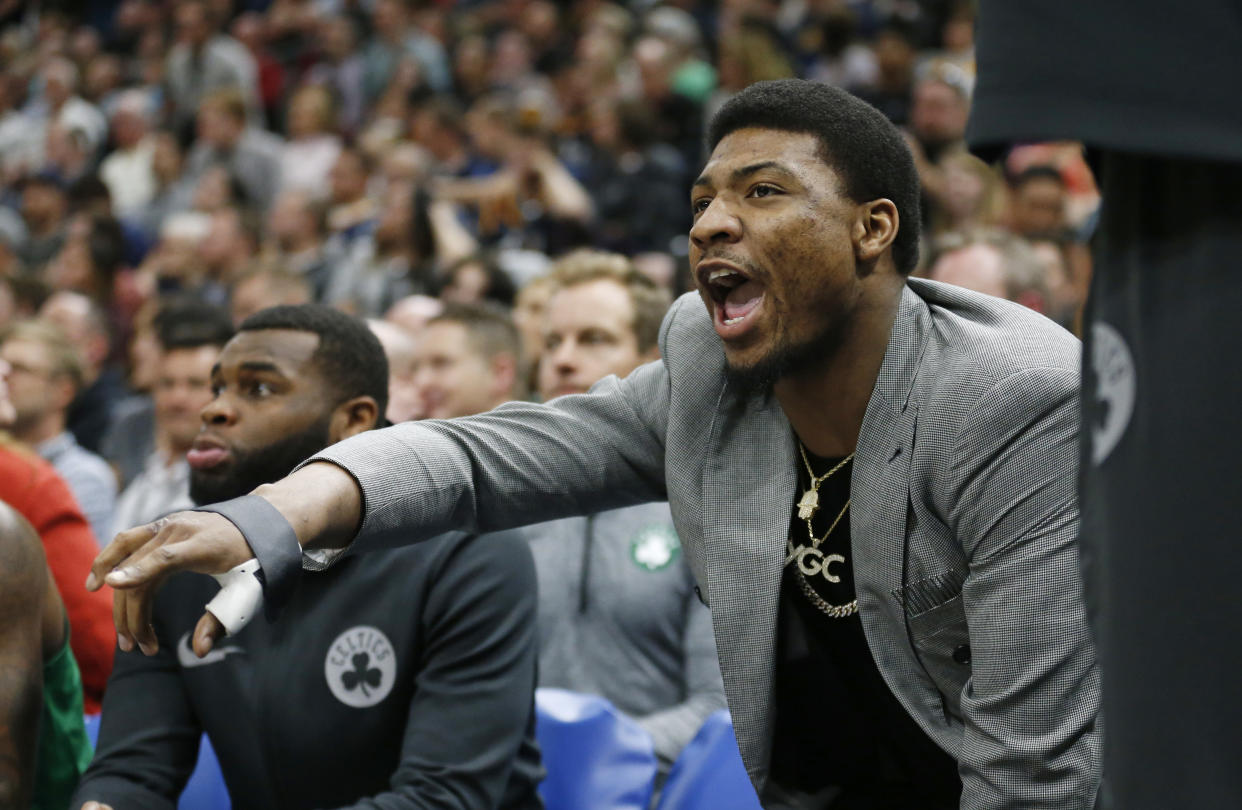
[92,80,1100,809]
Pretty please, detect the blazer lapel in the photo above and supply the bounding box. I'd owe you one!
[851,285,949,721]
[701,389,795,785]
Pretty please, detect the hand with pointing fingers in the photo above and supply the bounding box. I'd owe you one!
[87,510,253,656]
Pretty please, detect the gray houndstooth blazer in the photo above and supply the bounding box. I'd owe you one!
[313,278,1101,809]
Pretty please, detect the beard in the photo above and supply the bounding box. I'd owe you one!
[724,301,852,397]
[189,416,333,505]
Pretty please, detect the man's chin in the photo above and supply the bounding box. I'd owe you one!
[189,471,245,507]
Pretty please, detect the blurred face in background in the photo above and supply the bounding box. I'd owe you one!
[537,279,653,400]
[155,344,220,455]
[911,79,969,148]
[412,320,510,419]
[1010,176,1067,236]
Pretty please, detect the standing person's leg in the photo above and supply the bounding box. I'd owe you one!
[1081,152,1242,810]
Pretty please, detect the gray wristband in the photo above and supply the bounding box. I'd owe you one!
[193,495,301,620]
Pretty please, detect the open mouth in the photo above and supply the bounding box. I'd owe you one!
[700,262,765,331]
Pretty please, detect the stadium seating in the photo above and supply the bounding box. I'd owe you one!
[534,688,658,810]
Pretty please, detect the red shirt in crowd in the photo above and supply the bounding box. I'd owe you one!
[0,440,115,713]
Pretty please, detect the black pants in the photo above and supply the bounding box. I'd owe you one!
[1081,152,1242,810]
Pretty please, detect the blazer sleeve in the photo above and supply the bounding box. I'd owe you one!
[948,366,1102,809]
[310,349,673,551]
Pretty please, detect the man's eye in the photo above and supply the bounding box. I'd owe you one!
[248,382,273,397]
[749,184,780,199]
[210,384,223,397]
[691,197,712,215]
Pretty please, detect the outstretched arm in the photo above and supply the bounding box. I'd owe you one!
[90,351,675,657]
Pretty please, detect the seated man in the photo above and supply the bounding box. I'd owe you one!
[0,319,117,544]
[112,303,233,534]
[502,251,726,767]
[75,305,542,810]
[0,353,93,810]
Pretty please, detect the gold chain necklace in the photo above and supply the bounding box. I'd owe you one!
[790,445,858,618]
[796,445,855,520]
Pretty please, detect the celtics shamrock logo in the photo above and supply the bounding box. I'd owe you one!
[325,626,396,708]
[630,525,680,572]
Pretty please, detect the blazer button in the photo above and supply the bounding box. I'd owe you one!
[952,644,971,665]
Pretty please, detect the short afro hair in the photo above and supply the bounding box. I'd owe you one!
[239,304,389,418]
[707,79,922,274]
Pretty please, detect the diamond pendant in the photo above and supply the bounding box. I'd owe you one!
[797,488,819,520]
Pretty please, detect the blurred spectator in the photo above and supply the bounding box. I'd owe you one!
[112,302,232,534]
[327,180,476,317]
[18,174,68,271]
[264,189,332,299]
[165,0,260,134]
[39,290,125,454]
[926,229,1074,327]
[324,144,377,253]
[910,69,971,164]
[512,272,555,391]
[367,318,422,423]
[0,319,116,543]
[0,206,28,277]
[584,98,689,256]
[278,84,342,198]
[411,302,523,419]
[1006,165,1069,238]
[383,293,442,335]
[99,90,157,218]
[199,206,260,289]
[32,56,108,164]
[516,249,724,770]
[856,23,917,126]
[303,15,367,135]
[632,35,704,171]
[926,148,1005,237]
[184,88,283,212]
[437,252,516,308]
[0,420,114,715]
[230,262,312,327]
[131,130,194,239]
[362,0,450,99]
[805,9,878,91]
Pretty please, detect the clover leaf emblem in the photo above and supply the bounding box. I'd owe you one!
[340,652,383,697]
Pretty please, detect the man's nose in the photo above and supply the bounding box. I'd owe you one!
[200,395,236,426]
[689,198,741,250]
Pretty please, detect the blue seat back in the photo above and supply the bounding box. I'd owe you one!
[534,688,657,810]
[655,710,761,810]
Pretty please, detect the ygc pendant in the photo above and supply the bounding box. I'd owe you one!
[797,488,819,520]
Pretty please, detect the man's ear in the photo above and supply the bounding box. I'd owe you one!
[328,396,380,443]
[853,198,900,268]
[489,352,518,400]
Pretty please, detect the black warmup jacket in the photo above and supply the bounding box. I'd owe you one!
[73,532,544,810]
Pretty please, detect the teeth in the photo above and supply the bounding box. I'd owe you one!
[724,316,745,325]
[708,269,741,283]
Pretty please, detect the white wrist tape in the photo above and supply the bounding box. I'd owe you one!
[205,558,265,636]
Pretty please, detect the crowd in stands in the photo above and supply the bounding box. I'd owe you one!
[0,0,1101,806]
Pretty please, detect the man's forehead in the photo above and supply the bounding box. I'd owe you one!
[695,128,823,186]
[546,280,634,329]
[219,328,320,372]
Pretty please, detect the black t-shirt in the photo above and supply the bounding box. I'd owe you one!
[767,450,961,809]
